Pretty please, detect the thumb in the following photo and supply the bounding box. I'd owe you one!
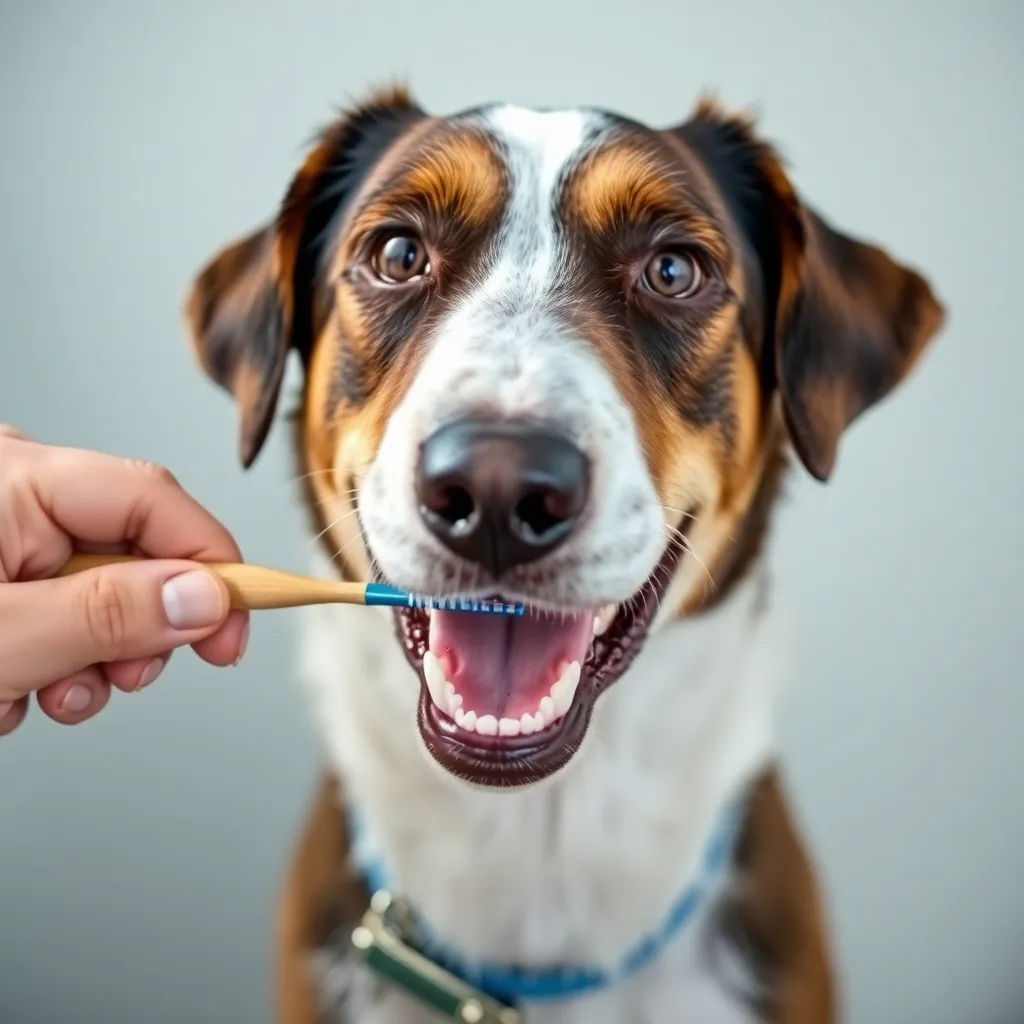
[0,561,230,699]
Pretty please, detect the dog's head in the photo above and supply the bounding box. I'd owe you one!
[185,89,943,787]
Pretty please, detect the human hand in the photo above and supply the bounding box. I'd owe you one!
[0,425,248,735]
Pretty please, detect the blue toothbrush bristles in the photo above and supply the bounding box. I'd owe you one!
[415,594,526,616]
[363,582,525,616]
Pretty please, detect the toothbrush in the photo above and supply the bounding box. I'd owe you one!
[57,553,525,616]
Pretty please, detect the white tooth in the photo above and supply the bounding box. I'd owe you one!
[422,651,449,711]
[532,711,545,732]
[519,713,537,735]
[593,605,616,636]
[444,681,462,716]
[460,710,477,731]
[550,661,581,716]
[539,696,556,726]
[454,708,465,727]
[498,717,521,736]
[549,665,568,706]
[476,714,498,736]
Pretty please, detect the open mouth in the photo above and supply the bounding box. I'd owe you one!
[393,528,689,786]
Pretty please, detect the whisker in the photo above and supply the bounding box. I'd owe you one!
[329,528,369,567]
[660,523,715,595]
[289,468,352,486]
[659,503,699,523]
[311,505,361,547]
[648,556,677,590]
[308,496,358,523]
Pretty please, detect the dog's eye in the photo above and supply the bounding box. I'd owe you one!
[371,234,430,284]
[642,251,702,299]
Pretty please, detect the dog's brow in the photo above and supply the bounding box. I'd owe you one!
[346,131,505,236]
[570,142,729,262]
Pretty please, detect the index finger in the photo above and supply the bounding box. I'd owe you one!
[30,445,243,565]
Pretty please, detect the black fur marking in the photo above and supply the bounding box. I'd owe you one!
[328,334,369,410]
[684,341,739,448]
[702,889,775,1017]
[290,97,426,364]
[677,114,790,393]
[626,304,701,385]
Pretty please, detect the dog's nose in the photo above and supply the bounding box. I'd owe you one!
[415,420,590,577]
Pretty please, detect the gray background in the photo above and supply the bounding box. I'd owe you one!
[1,2,1021,1022]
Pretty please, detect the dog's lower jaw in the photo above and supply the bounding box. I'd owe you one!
[418,687,593,787]
[297,547,784,1021]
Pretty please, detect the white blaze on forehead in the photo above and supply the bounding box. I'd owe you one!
[415,105,611,426]
[480,105,600,288]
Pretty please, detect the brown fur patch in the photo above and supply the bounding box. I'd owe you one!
[570,140,730,265]
[680,417,789,618]
[274,773,366,1024]
[572,145,680,229]
[342,126,506,255]
[394,130,505,228]
[290,406,362,582]
[725,768,836,1022]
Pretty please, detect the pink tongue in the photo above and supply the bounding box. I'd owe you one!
[428,608,592,718]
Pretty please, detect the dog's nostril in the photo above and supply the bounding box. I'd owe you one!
[431,484,476,529]
[513,489,569,542]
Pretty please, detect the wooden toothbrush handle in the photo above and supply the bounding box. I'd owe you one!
[57,553,364,611]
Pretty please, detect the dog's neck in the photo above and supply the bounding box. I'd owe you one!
[297,546,785,970]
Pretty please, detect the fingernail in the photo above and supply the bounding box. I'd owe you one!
[136,657,165,691]
[61,683,92,714]
[233,621,250,667]
[162,571,224,630]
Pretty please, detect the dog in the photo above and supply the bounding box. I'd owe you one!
[183,87,944,1023]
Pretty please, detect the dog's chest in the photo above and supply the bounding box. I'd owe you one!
[313,884,758,1024]
[298,565,782,1022]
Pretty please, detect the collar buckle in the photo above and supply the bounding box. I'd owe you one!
[351,890,522,1024]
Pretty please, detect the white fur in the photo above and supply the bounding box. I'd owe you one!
[359,106,665,608]
[299,554,784,1022]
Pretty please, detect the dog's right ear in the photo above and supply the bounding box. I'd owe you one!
[184,224,287,469]
[184,88,424,468]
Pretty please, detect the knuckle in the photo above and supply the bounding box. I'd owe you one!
[129,459,179,489]
[81,573,133,652]
[0,431,22,462]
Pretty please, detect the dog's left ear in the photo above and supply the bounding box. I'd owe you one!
[184,88,424,468]
[678,101,946,481]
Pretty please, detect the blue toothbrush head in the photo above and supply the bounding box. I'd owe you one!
[364,582,525,616]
